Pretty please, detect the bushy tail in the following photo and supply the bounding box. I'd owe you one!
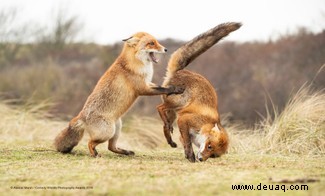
[54,116,84,153]
[164,22,242,84]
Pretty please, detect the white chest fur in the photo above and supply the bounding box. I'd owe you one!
[139,62,154,84]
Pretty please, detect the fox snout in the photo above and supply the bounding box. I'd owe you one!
[155,45,167,53]
[197,152,205,162]
[152,41,167,53]
[197,153,203,162]
[154,46,167,53]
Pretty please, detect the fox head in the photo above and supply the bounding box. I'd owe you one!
[197,123,229,162]
[123,32,167,64]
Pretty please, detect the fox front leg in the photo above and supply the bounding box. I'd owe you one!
[140,83,184,96]
[178,121,195,162]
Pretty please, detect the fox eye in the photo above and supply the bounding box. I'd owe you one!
[207,144,212,150]
[149,41,155,46]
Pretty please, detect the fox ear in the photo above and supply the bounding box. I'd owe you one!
[122,36,132,42]
[212,124,220,132]
[123,36,139,47]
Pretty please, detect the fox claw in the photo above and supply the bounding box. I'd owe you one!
[167,85,185,96]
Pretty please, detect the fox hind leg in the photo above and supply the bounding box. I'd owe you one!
[108,118,135,156]
[88,140,102,157]
[157,104,177,148]
[86,117,115,157]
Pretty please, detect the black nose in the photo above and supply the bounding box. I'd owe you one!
[164,48,167,52]
[199,158,203,162]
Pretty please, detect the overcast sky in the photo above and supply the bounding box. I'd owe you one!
[1,0,324,44]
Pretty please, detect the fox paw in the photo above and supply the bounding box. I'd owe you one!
[91,153,102,158]
[173,86,185,94]
[167,85,185,95]
[185,153,196,163]
[176,86,185,94]
[124,150,135,156]
[168,141,177,148]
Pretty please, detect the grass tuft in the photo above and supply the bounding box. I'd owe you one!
[259,84,325,155]
[229,84,325,156]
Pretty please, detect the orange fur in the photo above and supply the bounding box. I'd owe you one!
[54,32,183,157]
[157,23,241,162]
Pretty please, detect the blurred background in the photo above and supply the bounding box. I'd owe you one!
[0,0,324,126]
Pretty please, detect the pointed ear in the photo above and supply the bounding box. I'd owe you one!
[122,36,139,47]
[122,36,132,42]
[212,124,220,132]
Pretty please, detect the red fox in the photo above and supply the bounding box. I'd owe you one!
[157,22,241,162]
[54,32,184,157]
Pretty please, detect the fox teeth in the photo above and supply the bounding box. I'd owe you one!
[149,52,159,63]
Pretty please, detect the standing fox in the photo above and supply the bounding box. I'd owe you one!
[157,22,241,162]
[54,32,184,157]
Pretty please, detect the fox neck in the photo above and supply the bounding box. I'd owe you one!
[121,45,142,65]
[120,45,154,84]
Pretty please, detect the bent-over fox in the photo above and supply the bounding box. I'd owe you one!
[157,22,241,162]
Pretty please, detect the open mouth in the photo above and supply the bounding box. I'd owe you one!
[149,52,159,63]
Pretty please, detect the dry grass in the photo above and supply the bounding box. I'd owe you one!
[122,116,169,150]
[0,85,324,195]
[0,100,65,142]
[229,85,325,156]
[260,85,325,155]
